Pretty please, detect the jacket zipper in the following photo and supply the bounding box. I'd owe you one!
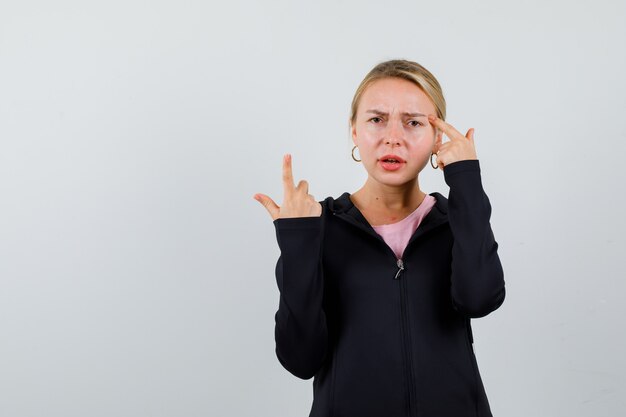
[333,212,417,416]
[395,258,417,416]
[394,258,404,280]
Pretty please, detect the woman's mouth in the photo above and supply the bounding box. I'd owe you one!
[379,154,405,171]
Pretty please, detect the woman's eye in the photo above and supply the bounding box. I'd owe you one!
[369,118,422,126]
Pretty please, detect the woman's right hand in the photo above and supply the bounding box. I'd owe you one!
[254,153,322,221]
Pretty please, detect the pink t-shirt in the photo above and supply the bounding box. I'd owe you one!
[371,195,437,260]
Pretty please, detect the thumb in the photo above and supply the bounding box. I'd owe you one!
[253,193,280,220]
[466,128,475,142]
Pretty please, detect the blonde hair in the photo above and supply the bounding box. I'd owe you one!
[349,59,446,131]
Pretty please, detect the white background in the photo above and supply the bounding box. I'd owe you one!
[1,0,625,416]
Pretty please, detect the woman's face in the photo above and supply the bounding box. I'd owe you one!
[351,77,442,186]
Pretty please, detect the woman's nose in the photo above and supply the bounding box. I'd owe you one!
[385,137,400,146]
[384,121,404,145]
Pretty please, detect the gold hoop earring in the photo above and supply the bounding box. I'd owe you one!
[430,152,438,169]
[351,145,361,162]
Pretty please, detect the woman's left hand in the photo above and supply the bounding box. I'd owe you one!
[427,114,478,170]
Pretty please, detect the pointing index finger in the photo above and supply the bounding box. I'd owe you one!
[282,153,295,195]
[428,114,465,141]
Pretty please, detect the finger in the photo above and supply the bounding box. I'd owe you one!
[296,179,309,194]
[436,150,446,170]
[427,115,466,142]
[466,128,475,142]
[282,154,295,195]
[438,142,450,152]
[254,193,280,220]
[437,155,445,170]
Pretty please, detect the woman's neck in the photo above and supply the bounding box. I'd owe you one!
[351,177,426,215]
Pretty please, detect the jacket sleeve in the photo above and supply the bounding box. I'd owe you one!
[443,159,506,318]
[272,210,328,380]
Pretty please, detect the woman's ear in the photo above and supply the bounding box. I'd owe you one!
[351,124,357,144]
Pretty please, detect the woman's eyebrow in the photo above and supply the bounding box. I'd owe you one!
[365,109,427,118]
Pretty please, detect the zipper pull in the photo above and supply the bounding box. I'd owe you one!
[394,258,404,280]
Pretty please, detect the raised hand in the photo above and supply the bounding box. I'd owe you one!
[427,114,478,170]
[254,153,322,221]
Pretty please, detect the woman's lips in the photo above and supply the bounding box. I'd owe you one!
[379,160,404,171]
[379,154,406,171]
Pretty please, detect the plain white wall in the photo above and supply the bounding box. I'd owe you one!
[1,0,625,416]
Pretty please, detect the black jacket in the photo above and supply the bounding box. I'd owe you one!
[272,159,506,417]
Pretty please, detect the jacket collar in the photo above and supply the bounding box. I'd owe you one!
[324,191,449,251]
[327,191,448,216]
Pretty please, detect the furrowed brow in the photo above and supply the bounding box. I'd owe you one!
[365,109,427,118]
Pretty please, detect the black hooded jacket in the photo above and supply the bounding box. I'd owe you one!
[272,159,506,417]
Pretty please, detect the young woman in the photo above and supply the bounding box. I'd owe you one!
[253,59,506,417]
